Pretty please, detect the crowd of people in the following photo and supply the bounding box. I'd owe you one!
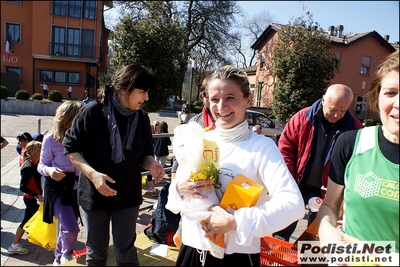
[4,50,398,266]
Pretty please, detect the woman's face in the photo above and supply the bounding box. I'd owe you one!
[120,89,149,110]
[379,70,399,143]
[208,79,252,129]
[18,139,29,149]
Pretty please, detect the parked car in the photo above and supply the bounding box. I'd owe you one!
[246,110,283,142]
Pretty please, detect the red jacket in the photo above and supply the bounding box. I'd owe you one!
[20,159,42,199]
[278,99,363,198]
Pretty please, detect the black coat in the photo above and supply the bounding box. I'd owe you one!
[63,102,154,211]
[43,172,78,224]
[153,130,171,157]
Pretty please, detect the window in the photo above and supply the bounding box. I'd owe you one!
[361,56,371,75]
[39,70,54,83]
[68,0,82,18]
[250,84,255,96]
[53,0,67,16]
[54,71,67,83]
[83,1,96,19]
[245,112,254,124]
[53,0,96,19]
[256,82,263,107]
[260,52,266,69]
[53,27,66,55]
[69,72,80,84]
[354,95,368,119]
[5,66,21,81]
[333,51,341,70]
[6,23,21,43]
[5,0,21,3]
[67,28,80,56]
[81,29,94,58]
[39,69,80,85]
[52,27,94,58]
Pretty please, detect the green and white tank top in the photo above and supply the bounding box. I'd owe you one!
[343,126,399,253]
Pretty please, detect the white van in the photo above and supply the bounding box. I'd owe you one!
[245,110,283,142]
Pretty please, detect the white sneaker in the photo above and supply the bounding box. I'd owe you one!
[60,254,72,264]
[8,243,29,255]
[52,259,60,266]
[152,189,160,197]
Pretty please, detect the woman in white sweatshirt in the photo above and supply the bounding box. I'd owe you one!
[166,65,304,266]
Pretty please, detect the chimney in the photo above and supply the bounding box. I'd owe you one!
[384,35,390,42]
[328,25,335,36]
[336,25,344,38]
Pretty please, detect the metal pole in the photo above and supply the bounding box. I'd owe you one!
[38,118,41,134]
[188,58,195,114]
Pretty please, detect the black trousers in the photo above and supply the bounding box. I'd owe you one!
[176,244,260,266]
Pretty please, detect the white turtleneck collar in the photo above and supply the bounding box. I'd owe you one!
[211,120,253,142]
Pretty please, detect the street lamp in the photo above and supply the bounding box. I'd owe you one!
[188,52,199,114]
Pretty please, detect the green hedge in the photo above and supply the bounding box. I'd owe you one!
[48,90,63,102]
[15,90,30,100]
[192,105,202,114]
[1,86,9,99]
[32,93,44,100]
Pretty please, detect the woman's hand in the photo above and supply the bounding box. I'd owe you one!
[90,171,117,197]
[206,205,237,234]
[149,162,165,183]
[142,156,165,183]
[318,220,359,243]
[201,205,237,242]
[65,152,116,197]
[46,167,66,181]
[318,220,359,266]
[37,195,44,202]
[177,178,214,199]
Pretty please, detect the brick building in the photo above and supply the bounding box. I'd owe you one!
[1,0,112,99]
[250,23,397,121]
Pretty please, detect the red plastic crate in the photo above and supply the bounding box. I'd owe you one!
[260,236,300,266]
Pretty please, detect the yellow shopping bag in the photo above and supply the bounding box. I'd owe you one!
[23,202,57,251]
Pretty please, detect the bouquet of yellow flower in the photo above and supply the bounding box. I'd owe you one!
[190,162,223,195]
[173,122,225,258]
[189,156,225,259]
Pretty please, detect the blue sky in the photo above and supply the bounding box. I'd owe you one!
[238,1,399,43]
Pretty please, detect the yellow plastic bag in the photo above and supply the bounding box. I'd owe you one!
[23,202,57,251]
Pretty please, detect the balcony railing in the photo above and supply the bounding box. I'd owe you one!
[53,3,96,20]
[51,42,95,59]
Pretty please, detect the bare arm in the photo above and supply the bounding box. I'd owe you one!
[66,152,117,197]
[1,138,9,149]
[317,177,359,242]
